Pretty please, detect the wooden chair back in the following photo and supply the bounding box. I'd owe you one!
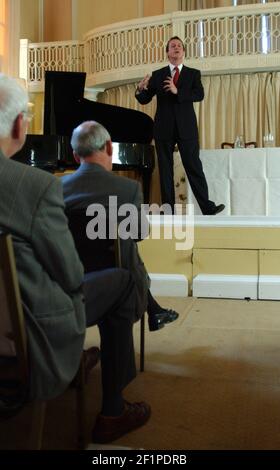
[221,141,257,149]
[0,233,29,412]
[0,232,86,449]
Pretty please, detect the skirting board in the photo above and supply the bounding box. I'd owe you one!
[149,273,188,297]
[259,275,280,300]
[193,274,258,300]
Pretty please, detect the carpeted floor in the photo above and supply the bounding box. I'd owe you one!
[2,296,280,450]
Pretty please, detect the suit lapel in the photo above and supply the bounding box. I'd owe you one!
[177,65,188,86]
[161,66,171,79]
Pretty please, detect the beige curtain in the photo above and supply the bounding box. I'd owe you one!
[98,72,279,202]
[99,72,279,149]
[184,0,231,9]
[183,0,278,9]
[196,73,275,148]
[237,0,279,4]
[272,73,280,147]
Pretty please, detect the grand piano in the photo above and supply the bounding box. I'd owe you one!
[13,71,155,203]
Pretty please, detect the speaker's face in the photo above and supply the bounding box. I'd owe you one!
[167,39,185,64]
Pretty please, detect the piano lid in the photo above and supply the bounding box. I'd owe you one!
[43,71,154,144]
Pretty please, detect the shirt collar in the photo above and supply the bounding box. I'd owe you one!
[169,63,183,73]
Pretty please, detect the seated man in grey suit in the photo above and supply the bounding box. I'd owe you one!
[62,120,179,332]
[0,74,150,444]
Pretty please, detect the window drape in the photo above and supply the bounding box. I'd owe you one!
[98,72,280,149]
[182,0,278,10]
[183,0,231,9]
[0,0,6,72]
[98,72,280,203]
[0,0,20,76]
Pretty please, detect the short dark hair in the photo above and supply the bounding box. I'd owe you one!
[166,36,185,53]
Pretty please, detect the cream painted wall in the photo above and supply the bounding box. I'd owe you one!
[193,249,259,276]
[20,0,39,42]
[139,225,280,286]
[35,0,165,42]
[260,251,280,275]
[74,0,140,39]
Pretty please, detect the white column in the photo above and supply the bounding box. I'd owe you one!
[38,0,44,42]
[19,39,29,82]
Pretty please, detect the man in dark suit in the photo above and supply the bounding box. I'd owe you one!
[136,36,225,215]
[62,120,179,332]
[0,74,150,444]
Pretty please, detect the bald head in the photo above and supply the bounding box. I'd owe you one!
[71,121,113,171]
[71,121,111,157]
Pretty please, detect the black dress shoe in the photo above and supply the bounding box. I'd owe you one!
[162,309,179,324]
[204,203,225,215]
[148,312,166,331]
[148,309,179,331]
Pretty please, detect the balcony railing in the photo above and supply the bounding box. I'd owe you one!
[20,2,280,92]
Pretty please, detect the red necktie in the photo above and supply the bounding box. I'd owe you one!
[173,66,179,85]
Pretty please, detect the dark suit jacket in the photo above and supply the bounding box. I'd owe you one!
[136,65,204,141]
[0,151,86,400]
[62,163,150,320]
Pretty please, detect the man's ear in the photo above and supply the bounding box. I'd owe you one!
[73,151,81,163]
[11,114,23,140]
[106,140,113,157]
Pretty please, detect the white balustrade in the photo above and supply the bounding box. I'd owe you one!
[20,3,280,92]
[20,39,85,92]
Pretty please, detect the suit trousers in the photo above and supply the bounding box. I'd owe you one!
[83,268,137,398]
[155,138,215,214]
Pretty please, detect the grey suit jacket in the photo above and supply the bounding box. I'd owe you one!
[0,151,86,400]
[136,65,204,140]
[62,163,150,320]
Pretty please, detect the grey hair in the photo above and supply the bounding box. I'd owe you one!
[0,74,28,138]
[71,121,111,157]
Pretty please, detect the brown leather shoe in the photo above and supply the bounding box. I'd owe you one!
[92,401,151,443]
[84,346,100,381]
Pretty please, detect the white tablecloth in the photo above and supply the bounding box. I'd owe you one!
[174,148,280,216]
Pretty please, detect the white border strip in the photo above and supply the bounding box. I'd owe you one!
[148,215,280,228]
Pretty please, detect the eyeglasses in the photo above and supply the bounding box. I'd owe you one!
[21,110,34,123]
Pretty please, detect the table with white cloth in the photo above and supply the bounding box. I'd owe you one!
[174,148,280,216]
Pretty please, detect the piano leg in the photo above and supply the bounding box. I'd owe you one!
[140,314,145,372]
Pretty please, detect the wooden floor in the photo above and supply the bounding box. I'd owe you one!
[2,296,280,450]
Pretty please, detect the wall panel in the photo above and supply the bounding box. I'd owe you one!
[20,0,39,42]
[74,0,139,39]
[144,0,164,16]
[44,0,72,41]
